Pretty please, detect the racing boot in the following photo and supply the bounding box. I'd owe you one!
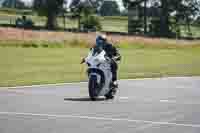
[112,81,118,88]
[111,80,118,95]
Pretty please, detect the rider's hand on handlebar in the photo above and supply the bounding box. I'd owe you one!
[112,56,121,62]
[104,56,111,62]
[80,58,85,64]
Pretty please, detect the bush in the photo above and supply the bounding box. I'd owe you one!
[67,39,89,48]
[128,20,143,34]
[15,16,34,29]
[195,16,200,25]
[81,15,102,31]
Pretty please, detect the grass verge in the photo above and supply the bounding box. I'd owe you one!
[0,41,200,87]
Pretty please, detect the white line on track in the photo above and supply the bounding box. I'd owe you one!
[135,113,185,131]
[0,82,87,89]
[119,97,129,100]
[1,76,199,89]
[159,100,176,103]
[0,111,200,128]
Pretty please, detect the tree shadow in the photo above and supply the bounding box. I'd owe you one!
[64,97,106,102]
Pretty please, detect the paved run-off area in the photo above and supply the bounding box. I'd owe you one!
[0,77,200,133]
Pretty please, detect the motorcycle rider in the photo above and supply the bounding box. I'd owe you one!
[85,34,121,88]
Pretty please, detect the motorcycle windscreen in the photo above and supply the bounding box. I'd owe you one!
[85,48,106,67]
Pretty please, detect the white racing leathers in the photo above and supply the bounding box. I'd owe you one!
[85,48,115,100]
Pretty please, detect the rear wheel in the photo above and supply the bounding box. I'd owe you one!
[89,75,98,101]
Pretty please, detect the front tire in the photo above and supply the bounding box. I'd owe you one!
[89,75,98,101]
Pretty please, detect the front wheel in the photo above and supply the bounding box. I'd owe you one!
[88,75,99,101]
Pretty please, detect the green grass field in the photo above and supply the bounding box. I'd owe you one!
[0,43,200,87]
[0,9,200,87]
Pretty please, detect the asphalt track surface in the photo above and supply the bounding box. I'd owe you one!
[0,77,200,133]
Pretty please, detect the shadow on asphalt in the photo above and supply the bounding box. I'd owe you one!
[64,97,106,102]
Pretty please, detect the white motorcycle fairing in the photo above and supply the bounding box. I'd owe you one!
[85,48,113,97]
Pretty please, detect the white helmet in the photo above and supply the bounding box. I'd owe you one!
[101,34,107,41]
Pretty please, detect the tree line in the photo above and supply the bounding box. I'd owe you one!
[33,0,200,37]
[33,0,121,30]
[2,0,200,37]
[123,0,200,37]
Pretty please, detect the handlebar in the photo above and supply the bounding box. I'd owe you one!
[80,58,85,64]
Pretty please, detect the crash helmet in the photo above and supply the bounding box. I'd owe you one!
[96,34,107,47]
